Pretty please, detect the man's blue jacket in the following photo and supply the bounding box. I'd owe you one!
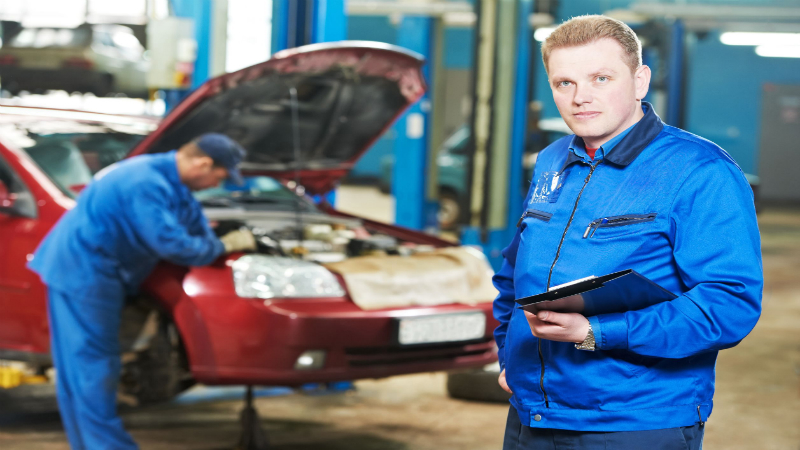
[29,151,225,298]
[493,104,763,432]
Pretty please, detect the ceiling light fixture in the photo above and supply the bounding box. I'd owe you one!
[720,32,800,46]
[755,45,800,58]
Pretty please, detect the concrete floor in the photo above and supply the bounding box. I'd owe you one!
[1,188,798,449]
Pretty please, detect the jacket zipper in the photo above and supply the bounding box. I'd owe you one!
[582,213,658,239]
[539,161,599,408]
[516,209,553,227]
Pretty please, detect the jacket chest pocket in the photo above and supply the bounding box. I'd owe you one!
[516,209,553,229]
[582,213,657,239]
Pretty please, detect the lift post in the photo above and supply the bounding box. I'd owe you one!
[392,16,440,231]
[272,0,347,207]
[231,9,352,448]
[462,0,533,270]
[235,386,270,450]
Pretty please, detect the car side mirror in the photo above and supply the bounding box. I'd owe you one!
[0,180,16,210]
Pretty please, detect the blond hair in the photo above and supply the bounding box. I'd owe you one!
[542,15,642,74]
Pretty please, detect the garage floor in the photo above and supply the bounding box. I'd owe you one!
[1,188,798,449]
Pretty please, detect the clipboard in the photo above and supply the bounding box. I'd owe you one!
[515,269,677,316]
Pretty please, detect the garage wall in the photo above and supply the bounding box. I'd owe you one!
[685,31,800,176]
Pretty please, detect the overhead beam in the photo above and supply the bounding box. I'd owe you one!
[348,0,471,16]
[630,3,800,21]
[347,1,553,30]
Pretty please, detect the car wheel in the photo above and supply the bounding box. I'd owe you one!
[438,190,464,231]
[446,365,511,403]
[2,81,20,96]
[119,303,194,406]
[93,74,114,97]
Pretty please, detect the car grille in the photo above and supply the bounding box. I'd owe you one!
[344,338,494,367]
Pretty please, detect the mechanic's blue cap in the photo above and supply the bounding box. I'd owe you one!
[195,133,246,185]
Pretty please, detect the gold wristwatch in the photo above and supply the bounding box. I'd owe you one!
[575,322,596,351]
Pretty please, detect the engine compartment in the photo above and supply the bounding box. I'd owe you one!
[211,211,437,264]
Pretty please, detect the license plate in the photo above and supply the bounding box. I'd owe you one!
[397,312,486,345]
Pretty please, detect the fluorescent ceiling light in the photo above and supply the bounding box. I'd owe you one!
[755,45,800,58]
[443,11,476,27]
[720,32,800,46]
[534,27,555,42]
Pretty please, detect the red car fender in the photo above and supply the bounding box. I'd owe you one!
[140,262,219,375]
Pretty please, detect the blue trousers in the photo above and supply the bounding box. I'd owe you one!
[47,289,138,450]
[503,406,704,450]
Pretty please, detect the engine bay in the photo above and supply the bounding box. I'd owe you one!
[211,211,436,264]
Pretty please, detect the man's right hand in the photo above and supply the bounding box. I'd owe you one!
[498,369,513,394]
[220,229,257,253]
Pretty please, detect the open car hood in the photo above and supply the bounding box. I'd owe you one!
[128,41,427,195]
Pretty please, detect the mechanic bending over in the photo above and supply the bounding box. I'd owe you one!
[28,133,258,450]
[493,15,762,450]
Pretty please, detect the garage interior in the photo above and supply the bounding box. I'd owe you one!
[1,0,799,449]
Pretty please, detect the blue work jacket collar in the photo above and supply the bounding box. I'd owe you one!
[561,101,664,172]
[162,150,192,197]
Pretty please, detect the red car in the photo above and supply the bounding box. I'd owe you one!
[0,42,498,404]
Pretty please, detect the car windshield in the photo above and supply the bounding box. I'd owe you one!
[2,118,151,198]
[195,176,318,212]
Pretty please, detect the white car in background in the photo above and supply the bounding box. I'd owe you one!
[0,23,148,98]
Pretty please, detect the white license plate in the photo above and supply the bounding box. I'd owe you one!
[397,312,486,345]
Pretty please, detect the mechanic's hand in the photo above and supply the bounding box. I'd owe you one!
[498,369,513,394]
[524,310,590,344]
[220,229,257,253]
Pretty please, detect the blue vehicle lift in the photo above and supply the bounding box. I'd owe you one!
[462,0,534,271]
[163,2,350,448]
[392,17,440,231]
[163,0,214,110]
[273,0,347,206]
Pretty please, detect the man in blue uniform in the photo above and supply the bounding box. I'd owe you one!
[29,133,257,449]
[494,15,762,449]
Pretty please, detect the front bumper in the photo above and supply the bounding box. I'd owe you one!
[179,293,498,386]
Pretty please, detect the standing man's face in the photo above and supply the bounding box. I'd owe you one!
[547,38,650,149]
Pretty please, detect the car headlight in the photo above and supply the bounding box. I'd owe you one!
[232,255,346,299]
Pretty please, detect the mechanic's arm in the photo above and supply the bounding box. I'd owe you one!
[129,186,225,266]
[493,228,522,394]
[185,199,218,240]
[593,159,763,358]
[493,228,522,371]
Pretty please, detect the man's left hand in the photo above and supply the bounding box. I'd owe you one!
[524,310,590,343]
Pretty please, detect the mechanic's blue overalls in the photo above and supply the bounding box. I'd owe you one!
[29,151,224,450]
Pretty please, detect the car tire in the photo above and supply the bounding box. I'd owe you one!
[438,190,464,231]
[2,81,20,96]
[119,304,194,406]
[92,74,114,97]
[446,368,511,403]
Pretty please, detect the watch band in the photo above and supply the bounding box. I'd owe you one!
[575,321,596,351]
